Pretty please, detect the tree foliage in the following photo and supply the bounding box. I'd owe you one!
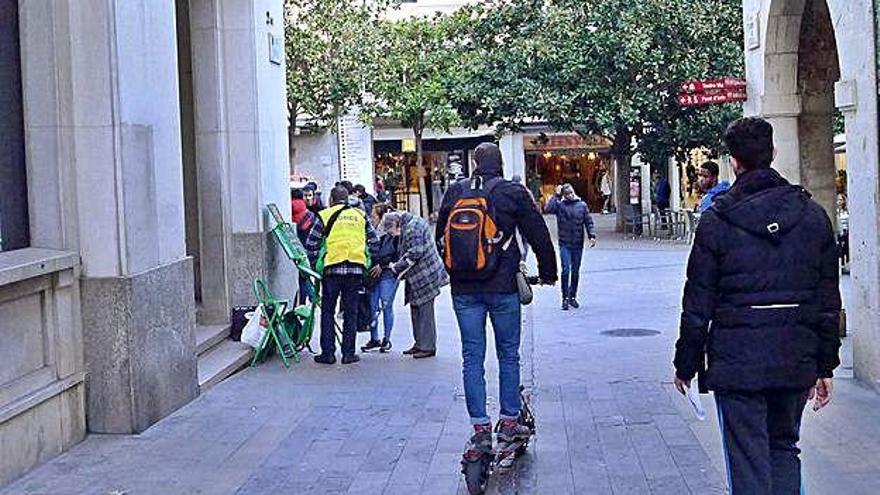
[452,0,743,162]
[284,0,386,132]
[285,0,744,219]
[361,15,463,215]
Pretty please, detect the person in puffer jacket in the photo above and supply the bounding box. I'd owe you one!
[673,117,841,495]
[544,183,597,310]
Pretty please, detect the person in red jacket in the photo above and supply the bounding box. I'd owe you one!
[291,189,318,304]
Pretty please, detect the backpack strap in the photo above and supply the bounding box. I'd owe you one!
[315,205,353,275]
[465,175,504,196]
[472,176,513,250]
[323,205,351,235]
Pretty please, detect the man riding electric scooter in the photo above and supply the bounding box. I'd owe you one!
[436,143,558,493]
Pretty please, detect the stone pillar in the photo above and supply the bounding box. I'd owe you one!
[60,0,197,433]
[189,0,294,311]
[667,157,681,211]
[762,97,803,184]
[499,133,526,180]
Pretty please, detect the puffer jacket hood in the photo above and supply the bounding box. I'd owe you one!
[711,168,810,243]
[473,143,503,177]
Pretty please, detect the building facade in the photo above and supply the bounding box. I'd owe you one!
[0,0,292,485]
[742,0,880,388]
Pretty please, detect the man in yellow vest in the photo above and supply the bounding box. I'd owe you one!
[305,185,379,364]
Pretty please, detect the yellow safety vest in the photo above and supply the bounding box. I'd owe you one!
[319,204,368,268]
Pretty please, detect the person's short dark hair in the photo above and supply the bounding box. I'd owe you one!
[339,180,354,193]
[330,185,349,204]
[473,142,503,173]
[723,117,774,171]
[291,188,304,200]
[353,184,366,194]
[304,183,316,192]
[700,161,720,177]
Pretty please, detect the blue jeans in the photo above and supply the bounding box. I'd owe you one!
[453,293,522,425]
[370,277,399,341]
[559,244,584,299]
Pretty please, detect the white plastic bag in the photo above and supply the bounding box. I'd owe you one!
[240,306,267,349]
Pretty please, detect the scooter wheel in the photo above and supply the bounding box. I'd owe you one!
[463,459,488,495]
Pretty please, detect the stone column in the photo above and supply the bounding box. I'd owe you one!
[189,0,294,311]
[667,157,681,211]
[59,0,197,433]
[762,95,803,184]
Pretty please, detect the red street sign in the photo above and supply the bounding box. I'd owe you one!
[678,90,747,107]
[680,77,747,94]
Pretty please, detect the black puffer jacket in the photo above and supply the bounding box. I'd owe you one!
[674,168,841,392]
[436,161,557,294]
[544,195,597,246]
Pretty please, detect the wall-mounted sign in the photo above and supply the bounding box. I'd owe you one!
[401,139,416,152]
[269,32,282,66]
[678,78,747,107]
[747,13,761,50]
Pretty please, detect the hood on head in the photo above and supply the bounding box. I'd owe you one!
[711,168,810,242]
[291,198,309,223]
[473,143,503,177]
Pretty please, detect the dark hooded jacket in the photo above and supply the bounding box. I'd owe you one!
[544,194,597,246]
[435,153,558,294]
[673,168,841,392]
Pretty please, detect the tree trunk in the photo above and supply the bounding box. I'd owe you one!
[414,125,430,218]
[612,128,633,233]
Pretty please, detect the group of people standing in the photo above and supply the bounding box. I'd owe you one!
[288,119,841,495]
[289,179,448,365]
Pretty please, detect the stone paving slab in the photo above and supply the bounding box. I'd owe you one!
[3,241,879,495]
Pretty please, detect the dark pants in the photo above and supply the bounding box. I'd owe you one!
[715,389,809,495]
[320,274,363,358]
[411,299,437,352]
[559,244,583,300]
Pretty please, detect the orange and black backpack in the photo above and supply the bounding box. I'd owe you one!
[443,176,507,279]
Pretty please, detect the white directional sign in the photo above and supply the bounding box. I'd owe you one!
[337,109,375,189]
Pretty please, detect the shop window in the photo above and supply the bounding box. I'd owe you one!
[0,0,30,252]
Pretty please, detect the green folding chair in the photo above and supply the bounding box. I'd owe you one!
[266,203,344,352]
[250,279,299,367]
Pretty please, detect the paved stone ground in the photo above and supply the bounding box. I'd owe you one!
[3,217,878,494]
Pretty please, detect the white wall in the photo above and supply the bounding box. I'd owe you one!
[254,0,291,225]
[499,134,526,180]
[60,0,187,277]
[292,131,340,189]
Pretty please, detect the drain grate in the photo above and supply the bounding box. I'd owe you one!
[601,328,662,338]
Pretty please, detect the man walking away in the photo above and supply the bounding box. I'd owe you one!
[544,183,597,310]
[436,143,557,463]
[674,117,841,495]
[305,186,379,365]
[697,160,730,213]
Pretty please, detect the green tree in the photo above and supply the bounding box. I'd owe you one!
[453,0,743,229]
[362,15,461,216]
[284,0,386,167]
